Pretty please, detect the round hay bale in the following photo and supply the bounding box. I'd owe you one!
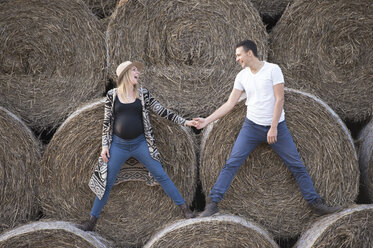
[250,0,294,17]
[269,0,373,121]
[0,0,106,131]
[144,214,279,248]
[200,88,359,238]
[357,119,373,203]
[39,99,197,247]
[0,221,112,248]
[295,204,373,247]
[0,107,41,233]
[107,0,268,118]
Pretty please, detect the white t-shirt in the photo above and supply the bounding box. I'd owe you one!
[234,61,285,126]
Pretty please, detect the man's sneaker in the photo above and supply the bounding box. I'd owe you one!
[309,198,342,215]
[199,197,219,217]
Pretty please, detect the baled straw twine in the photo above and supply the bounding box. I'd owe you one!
[38,98,197,247]
[0,107,41,233]
[269,0,373,122]
[0,221,112,248]
[200,88,359,238]
[0,0,106,131]
[144,214,279,248]
[295,204,373,248]
[357,119,373,203]
[107,0,268,119]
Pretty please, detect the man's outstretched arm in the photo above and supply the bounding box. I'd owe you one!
[194,88,243,129]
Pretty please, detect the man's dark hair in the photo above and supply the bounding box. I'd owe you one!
[235,40,258,57]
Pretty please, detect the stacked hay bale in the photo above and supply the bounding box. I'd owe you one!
[0,107,41,233]
[107,0,268,119]
[38,99,197,247]
[0,221,112,248]
[357,119,373,203]
[0,0,106,131]
[295,205,373,247]
[144,214,279,248]
[269,0,373,122]
[200,88,359,238]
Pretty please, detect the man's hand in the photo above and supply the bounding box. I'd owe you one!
[267,127,278,144]
[193,117,208,130]
[101,147,110,163]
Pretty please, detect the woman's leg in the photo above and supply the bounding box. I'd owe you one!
[132,136,185,206]
[90,136,131,218]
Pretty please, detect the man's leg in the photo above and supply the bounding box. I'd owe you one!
[271,121,341,215]
[270,121,320,202]
[200,119,263,217]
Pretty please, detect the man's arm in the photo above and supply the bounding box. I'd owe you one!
[195,88,243,129]
[267,83,285,144]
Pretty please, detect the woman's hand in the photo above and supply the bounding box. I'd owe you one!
[101,147,110,163]
[185,120,197,127]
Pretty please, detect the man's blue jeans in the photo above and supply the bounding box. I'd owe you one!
[209,118,320,204]
[90,134,185,218]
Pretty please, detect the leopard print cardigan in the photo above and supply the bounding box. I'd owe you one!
[89,87,186,199]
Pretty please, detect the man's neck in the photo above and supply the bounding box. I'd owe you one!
[249,59,264,74]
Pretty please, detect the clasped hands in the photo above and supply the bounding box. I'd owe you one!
[185,117,208,130]
[187,118,278,145]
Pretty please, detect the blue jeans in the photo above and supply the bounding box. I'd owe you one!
[91,134,185,218]
[209,118,320,204]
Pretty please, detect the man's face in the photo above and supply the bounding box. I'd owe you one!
[235,46,250,68]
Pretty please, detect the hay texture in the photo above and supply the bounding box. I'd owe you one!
[295,204,373,248]
[200,88,359,238]
[144,214,279,248]
[107,0,268,119]
[0,107,41,233]
[39,99,197,247]
[0,221,112,248]
[269,0,373,122]
[0,0,106,131]
[250,0,294,17]
[82,0,119,18]
[357,119,373,203]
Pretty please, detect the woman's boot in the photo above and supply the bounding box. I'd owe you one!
[179,203,195,219]
[77,215,98,231]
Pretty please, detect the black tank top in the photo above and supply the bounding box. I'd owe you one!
[113,97,144,140]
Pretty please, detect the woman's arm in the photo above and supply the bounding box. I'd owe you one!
[101,92,113,148]
[145,89,187,126]
[101,92,114,162]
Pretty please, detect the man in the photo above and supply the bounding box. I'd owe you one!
[195,40,342,217]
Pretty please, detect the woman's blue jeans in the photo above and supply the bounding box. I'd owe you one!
[90,134,185,218]
[209,118,320,204]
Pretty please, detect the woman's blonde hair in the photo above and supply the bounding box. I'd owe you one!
[117,67,139,101]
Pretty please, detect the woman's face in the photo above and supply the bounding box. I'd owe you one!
[129,66,140,85]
